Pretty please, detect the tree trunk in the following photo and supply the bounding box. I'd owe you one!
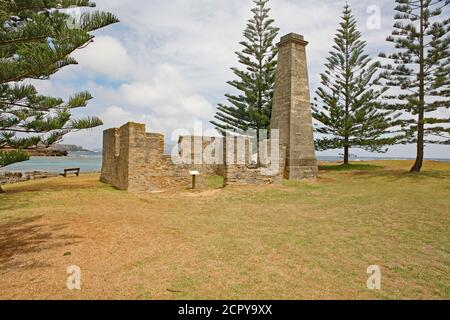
[344,145,350,165]
[256,127,260,166]
[411,134,424,172]
[256,16,263,168]
[411,0,425,173]
[343,26,350,167]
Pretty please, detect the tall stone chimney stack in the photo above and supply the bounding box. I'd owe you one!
[271,33,318,179]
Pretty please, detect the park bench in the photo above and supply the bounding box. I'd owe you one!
[61,168,80,178]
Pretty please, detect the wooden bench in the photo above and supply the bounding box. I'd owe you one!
[61,168,80,178]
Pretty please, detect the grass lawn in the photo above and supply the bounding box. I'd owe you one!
[0,160,449,300]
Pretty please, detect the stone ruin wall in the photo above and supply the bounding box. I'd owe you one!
[178,135,225,177]
[178,135,285,186]
[222,136,286,186]
[101,122,284,192]
[102,123,206,191]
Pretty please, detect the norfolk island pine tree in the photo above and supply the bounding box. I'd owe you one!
[210,0,279,164]
[0,0,119,192]
[312,3,397,165]
[379,0,449,172]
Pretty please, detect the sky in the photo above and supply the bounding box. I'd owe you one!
[31,0,449,159]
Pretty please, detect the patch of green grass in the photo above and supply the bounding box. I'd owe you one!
[319,163,383,171]
[0,161,449,300]
[206,175,224,188]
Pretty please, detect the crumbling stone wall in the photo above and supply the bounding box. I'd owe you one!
[101,127,129,190]
[223,136,285,186]
[101,122,212,191]
[0,172,23,185]
[101,123,284,191]
[178,135,224,176]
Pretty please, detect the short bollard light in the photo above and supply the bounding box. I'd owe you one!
[190,170,200,189]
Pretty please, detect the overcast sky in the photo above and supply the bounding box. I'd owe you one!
[32,0,449,158]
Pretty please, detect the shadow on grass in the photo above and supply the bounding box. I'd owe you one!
[2,176,105,195]
[0,193,33,211]
[319,162,450,181]
[0,178,102,211]
[0,215,83,273]
[319,163,384,171]
[351,169,450,181]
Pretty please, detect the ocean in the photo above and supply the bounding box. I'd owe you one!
[0,151,103,174]
[0,152,448,174]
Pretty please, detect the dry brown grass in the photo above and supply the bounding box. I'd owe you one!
[0,160,449,300]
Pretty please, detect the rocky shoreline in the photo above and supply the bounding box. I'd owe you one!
[27,149,68,157]
[0,171,59,186]
[1,148,68,157]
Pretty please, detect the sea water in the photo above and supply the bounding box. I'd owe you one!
[1,152,448,174]
[0,151,102,174]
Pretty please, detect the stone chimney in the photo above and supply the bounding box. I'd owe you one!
[270,33,318,179]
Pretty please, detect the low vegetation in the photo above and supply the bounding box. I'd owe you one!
[0,160,449,299]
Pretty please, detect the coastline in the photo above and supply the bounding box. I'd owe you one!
[1,151,449,175]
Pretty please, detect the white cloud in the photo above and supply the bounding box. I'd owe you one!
[119,64,188,107]
[101,106,135,126]
[72,36,135,80]
[117,64,214,119]
[35,0,448,158]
